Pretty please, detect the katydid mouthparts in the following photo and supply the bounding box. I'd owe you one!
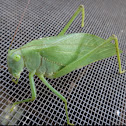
[7,3,125,125]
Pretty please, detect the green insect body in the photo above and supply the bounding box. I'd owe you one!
[7,5,125,125]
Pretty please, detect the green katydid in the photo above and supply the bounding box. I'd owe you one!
[7,3,126,125]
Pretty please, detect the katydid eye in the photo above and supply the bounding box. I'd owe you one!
[13,54,21,62]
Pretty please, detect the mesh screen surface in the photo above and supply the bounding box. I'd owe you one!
[1,0,126,125]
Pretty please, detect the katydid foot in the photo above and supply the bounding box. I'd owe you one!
[10,104,16,112]
[12,78,19,84]
[67,122,74,126]
[119,70,126,74]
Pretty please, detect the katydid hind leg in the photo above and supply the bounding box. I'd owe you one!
[37,74,74,125]
[94,34,126,74]
[111,34,126,74]
[10,72,36,112]
[58,5,85,36]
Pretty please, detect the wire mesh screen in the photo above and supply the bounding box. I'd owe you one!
[1,0,126,125]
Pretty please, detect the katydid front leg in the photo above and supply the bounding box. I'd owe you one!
[10,72,36,112]
[37,74,74,126]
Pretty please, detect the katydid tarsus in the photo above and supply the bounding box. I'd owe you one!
[7,2,126,125]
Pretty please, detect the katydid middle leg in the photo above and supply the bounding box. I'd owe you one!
[58,5,85,36]
[37,74,74,125]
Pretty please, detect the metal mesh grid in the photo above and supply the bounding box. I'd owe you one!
[1,0,126,125]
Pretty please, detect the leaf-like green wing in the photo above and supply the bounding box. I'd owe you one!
[51,33,122,78]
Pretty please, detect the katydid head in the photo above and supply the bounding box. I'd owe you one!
[7,0,30,83]
[7,50,24,81]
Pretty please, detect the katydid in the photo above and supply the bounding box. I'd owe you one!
[7,3,126,125]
